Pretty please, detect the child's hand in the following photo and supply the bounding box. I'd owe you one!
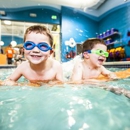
[2,79,18,86]
[108,73,119,80]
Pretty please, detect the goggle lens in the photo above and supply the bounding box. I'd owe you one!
[38,43,49,51]
[24,42,34,50]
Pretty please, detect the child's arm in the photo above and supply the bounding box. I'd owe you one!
[71,62,83,82]
[8,66,23,81]
[3,64,23,86]
[55,62,64,82]
[101,66,118,79]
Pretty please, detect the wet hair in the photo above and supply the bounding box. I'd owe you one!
[81,38,106,53]
[24,25,53,47]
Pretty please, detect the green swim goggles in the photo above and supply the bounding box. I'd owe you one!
[87,49,109,57]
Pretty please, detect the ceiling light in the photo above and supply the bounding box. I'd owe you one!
[30,13,37,17]
[11,41,17,47]
[4,20,12,25]
[0,10,6,16]
[0,41,4,46]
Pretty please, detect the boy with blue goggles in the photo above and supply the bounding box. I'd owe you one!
[4,25,63,86]
[24,41,52,52]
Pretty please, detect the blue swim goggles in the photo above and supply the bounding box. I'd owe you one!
[87,49,109,57]
[24,41,52,52]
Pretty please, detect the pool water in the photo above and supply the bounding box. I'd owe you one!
[0,68,130,130]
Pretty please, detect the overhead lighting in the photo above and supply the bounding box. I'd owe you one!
[0,10,6,16]
[82,0,106,10]
[11,41,17,47]
[30,13,37,17]
[0,41,4,46]
[4,20,12,25]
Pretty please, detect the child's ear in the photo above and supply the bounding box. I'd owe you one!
[83,52,90,59]
[50,49,54,55]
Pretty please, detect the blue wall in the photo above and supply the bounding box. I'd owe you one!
[98,2,130,58]
[61,7,98,62]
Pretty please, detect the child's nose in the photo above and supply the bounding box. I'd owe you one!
[102,55,107,58]
[32,46,40,52]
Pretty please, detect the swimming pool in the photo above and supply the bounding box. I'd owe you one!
[0,68,130,130]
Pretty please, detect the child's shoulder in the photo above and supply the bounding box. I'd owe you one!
[73,60,83,69]
[16,60,29,69]
[100,65,107,70]
[49,58,62,67]
[51,59,61,65]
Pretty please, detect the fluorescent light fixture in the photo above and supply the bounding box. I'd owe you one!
[4,20,12,25]
[30,13,37,17]
[0,10,6,16]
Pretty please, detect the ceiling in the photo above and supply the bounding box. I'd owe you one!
[0,0,106,10]
[0,0,128,15]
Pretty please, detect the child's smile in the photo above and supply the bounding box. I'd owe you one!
[98,56,106,64]
[30,54,42,59]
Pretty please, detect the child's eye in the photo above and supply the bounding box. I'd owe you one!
[26,43,33,48]
[99,50,103,53]
[40,45,48,50]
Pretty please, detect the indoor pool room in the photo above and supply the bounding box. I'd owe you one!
[0,0,130,130]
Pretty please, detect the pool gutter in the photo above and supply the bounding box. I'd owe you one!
[0,65,17,69]
[0,61,130,69]
[104,61,130,68]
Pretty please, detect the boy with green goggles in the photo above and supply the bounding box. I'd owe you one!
[71,38,118,83]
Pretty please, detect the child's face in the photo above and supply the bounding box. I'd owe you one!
[24,32,52,64]
[87,43,107,67]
